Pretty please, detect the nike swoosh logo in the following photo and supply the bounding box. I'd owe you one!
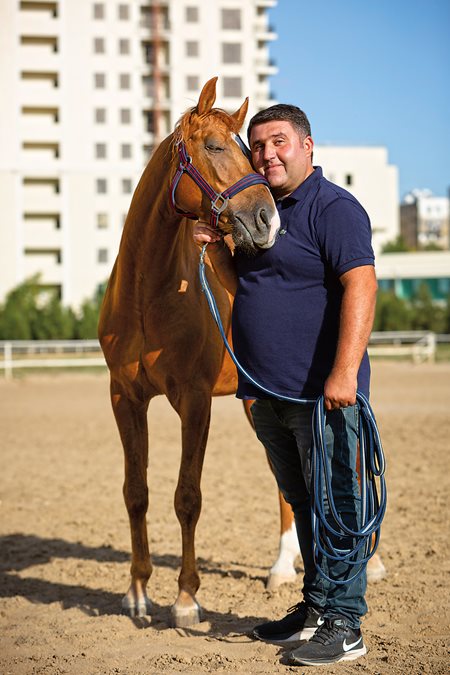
[343,637,362,652]
[317,617,325,626]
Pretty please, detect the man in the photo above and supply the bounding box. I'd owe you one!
[193,104,377,667]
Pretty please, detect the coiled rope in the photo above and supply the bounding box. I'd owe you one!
[199,243,387,584]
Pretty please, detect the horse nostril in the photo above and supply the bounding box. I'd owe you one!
[258,208,269,227]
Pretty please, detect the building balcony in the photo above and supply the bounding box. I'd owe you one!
[19,13,60,37]
[19,48,60,73]
[20,117,61,143]
[23,218,62,249]
[254,19,278,41]
[22,180,61,212]
[254,58,278,75]
[23,251,63,285]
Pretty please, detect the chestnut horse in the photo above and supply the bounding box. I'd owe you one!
[99,78,282,627]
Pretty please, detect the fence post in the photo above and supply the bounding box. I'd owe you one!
[4,342,13,380]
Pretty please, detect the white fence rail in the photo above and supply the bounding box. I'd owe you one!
[0,339,106,380]
[368,331,437,363]
[0,332,447,379]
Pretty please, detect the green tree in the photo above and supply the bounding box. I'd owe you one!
[374,290,412,331]
[381,235,411,253]
[33,295,76,339]
[411,283,445,332]
[75,281,107,339]
[0,275,41,339]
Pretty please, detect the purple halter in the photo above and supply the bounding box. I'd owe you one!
[170,140,269,229]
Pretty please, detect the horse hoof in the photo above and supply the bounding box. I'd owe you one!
[367,553,387,583]
[121,594,152,617]
[170,599,203,627]
[266,571,297,592]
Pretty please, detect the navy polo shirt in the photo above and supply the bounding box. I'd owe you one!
[232,166,375,400]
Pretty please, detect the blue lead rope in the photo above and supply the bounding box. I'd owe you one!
[199,244,387,585]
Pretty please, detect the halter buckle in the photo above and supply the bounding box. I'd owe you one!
[211,193,229,215]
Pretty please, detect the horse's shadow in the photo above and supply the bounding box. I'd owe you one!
[0,533,270,635]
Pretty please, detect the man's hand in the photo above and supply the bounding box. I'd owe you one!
[324,370,357,411]
[193,222,223,246]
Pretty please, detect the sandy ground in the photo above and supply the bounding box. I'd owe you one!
[0,361,449,674]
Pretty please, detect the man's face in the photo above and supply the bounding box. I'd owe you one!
[249,120,314,200]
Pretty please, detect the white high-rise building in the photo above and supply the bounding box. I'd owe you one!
[0,0,278,307]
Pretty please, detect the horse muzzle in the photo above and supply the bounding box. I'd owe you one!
[231,205,280,252]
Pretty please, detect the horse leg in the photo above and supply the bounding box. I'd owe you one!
[242,400,300,590]
[170,390,212,628]
[266,491,301,591]
[111,382,152,617]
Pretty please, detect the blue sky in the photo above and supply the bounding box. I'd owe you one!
[268,0,450,199]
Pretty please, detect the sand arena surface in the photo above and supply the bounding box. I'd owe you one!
[0,362,449,674]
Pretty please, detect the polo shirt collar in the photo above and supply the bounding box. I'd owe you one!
[276,166,322,206]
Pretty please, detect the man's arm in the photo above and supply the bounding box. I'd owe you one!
[324,265,377,411]
[193,224,238,295]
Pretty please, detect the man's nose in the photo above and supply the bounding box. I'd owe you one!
[263,144,276,162]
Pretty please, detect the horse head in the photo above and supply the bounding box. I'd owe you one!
[171,77,280,253]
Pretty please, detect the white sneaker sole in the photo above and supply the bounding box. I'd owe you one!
[253,625,319,644]
[290,644,367,666]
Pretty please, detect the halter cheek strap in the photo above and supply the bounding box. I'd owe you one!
[170,140,270,229]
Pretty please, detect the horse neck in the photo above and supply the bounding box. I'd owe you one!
[117,135,195,282]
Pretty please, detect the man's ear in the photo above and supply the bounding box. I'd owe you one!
[303,135,314,159]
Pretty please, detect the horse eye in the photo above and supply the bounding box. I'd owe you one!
[205,144,224,153]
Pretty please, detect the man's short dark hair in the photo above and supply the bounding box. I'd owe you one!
[247,104,312,144]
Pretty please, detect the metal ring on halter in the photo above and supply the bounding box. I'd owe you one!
[211,194,230,215]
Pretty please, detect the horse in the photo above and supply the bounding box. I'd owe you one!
[99,77,283,627]
[99,76,385,628]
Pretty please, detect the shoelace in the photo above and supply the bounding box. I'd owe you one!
[311,619,351,645]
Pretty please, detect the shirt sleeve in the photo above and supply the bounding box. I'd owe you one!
[315,197,375,277]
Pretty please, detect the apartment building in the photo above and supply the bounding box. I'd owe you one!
[0,0,277,308]
[315,145,399,257]
[400,189,449,251]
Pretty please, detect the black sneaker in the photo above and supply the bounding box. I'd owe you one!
[253,602,324,644]
[289,617,367,666]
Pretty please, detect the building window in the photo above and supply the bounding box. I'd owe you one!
[97,213,108,228]
[120,108,131,124]
[95,107,106,123]
[119,73,131,89]
[98,248,108,263]
[95,143,107,159]
[93,37,105,53]
[345,174,353,186]
[93,3,104,19]
[223,77,242,98]
[119,38,130,55]
[118,4,129,20]
[222,42,242,63]
[186,6,199,22]
[96,178,107,193]
[222,9,241,30]
[122,179,132,193]
[121,144,132,159]
[186,75,199,91]
[94,73,106,88]
[186,41,199,57]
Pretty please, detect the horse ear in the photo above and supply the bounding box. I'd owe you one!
[230,97,249,132]
[196,77,218,116]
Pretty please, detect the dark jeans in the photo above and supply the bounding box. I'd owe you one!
[251,399,367,629]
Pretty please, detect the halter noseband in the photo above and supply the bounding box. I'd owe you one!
[170,140,270,229]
